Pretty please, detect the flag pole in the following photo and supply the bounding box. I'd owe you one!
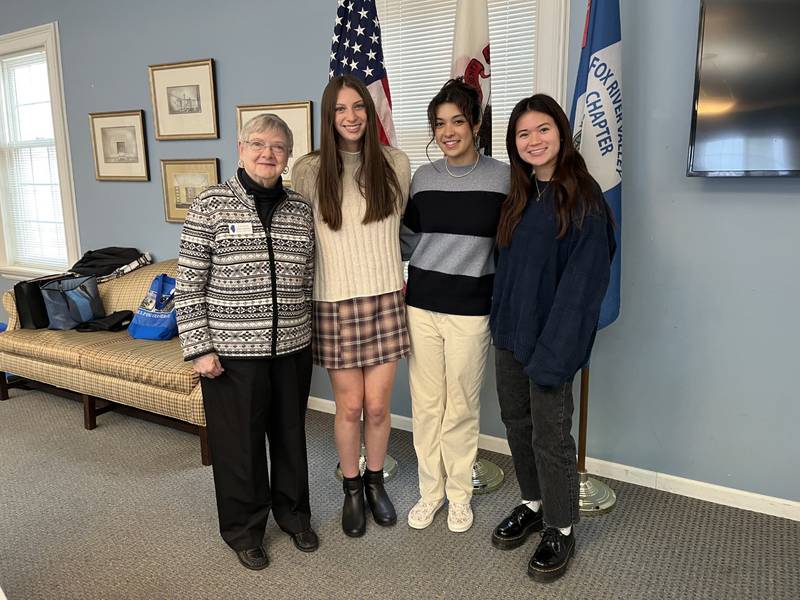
[577,365,616,515]
[570,0,622,514]
[449,0,505,494]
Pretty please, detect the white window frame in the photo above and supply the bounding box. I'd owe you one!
[0,22,79,280]
[535,0,571,107]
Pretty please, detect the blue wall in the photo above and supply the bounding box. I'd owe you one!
[1,0,798,501]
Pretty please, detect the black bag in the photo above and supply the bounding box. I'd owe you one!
[40,275,105,330]
[75,310,133,332]
[70,247,144,277]
[13,273,76,329]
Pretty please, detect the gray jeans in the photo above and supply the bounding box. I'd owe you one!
[495,348,579,528]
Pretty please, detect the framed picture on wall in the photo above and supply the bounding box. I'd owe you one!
[88,110,149,181]
[235,101,313,186]
[148,59,218,140]
[160,158,219,223]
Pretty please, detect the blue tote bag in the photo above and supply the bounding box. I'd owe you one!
[128,274,178,341]
[40,275,105,330]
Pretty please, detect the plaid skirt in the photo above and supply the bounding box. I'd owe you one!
[313,290,410,369]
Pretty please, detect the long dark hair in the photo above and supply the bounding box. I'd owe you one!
[497,94,612,245]
[425,77,481,156]
[315,75,402,230]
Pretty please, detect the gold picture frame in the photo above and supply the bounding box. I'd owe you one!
[149,59,218,140]
[88,110,149,181]
[235,101,313,187]
[161,158,219,223]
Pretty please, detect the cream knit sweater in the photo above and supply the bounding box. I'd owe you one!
[292,146,411,302]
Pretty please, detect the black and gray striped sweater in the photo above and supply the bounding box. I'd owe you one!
[401,155,510,316]
[175,173,314,361]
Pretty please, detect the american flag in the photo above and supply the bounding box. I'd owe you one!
[329,0,396,145]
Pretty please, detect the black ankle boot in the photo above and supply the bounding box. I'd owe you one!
[342,475,366,537]
[363,468,397,526]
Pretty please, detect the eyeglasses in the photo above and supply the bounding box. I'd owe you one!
[243,140,288,155]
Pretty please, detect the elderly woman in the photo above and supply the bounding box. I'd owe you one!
[175,114,317,570]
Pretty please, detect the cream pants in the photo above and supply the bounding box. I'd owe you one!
[407,305,491,504]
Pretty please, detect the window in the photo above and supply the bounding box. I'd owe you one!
[376,0,569,171]
[0,23,78,278]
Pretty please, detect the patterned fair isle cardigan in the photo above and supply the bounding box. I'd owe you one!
[175,173,315,361]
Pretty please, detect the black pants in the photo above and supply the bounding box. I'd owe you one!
[200,346,313,550]
[495,348,579,528]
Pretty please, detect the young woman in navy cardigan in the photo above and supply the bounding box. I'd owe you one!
[489,94,616,582]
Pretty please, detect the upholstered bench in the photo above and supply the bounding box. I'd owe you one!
[0,259,209,465]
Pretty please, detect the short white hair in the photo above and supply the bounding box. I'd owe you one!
[238,113,294,155]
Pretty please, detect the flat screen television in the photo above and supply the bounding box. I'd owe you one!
[687,0,800,177]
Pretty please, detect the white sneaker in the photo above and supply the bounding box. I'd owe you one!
[407,497,445,529]
[447,502,473,533]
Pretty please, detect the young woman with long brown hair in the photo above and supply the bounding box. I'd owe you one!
[292,75,411,538]
[489,94,615,582]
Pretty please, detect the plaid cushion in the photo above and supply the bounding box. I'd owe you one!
[79,337,197,395]
[0,329,129,368]
[313,290,410,369]
[99,259,178,314]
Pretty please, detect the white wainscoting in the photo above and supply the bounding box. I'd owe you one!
[308,396,799,522]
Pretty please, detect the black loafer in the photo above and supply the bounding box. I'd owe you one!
[236,545,269,570]
[289,528,319,552]
[491,504,543,550]
[527,527,575,582]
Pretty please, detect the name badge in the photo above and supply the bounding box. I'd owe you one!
[228,222,253,235]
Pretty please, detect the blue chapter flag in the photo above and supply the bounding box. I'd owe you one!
[329,0,396,145]
[570,0,622,329]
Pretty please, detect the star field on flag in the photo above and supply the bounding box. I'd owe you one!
[329,0,396,145]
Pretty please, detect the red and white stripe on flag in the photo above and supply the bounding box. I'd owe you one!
[368,77,397,146]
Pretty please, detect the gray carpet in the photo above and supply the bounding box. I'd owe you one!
[0,388,798,600]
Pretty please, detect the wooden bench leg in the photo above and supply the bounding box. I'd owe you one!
[199,425,211,466]
[0,372,8,400]
[83,394,96,430]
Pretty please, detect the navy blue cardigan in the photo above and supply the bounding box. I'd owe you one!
[490,182,616,387]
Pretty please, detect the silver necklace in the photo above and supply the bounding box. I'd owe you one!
[534,178,552,201]
[444,153,480,178]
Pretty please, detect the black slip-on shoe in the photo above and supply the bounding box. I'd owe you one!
[527,527,575,582]
[236,545,269,571]
[290,528,319,552]
[491,504,543,550]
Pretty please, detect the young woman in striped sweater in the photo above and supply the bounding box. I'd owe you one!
[401,79,509,533]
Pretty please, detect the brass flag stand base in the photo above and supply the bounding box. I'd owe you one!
[577,367,617,516]
[335,445,398,482]
[472,458,504,495]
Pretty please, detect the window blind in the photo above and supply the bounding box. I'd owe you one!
[376,0,538,171]
[0,49,68,270]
